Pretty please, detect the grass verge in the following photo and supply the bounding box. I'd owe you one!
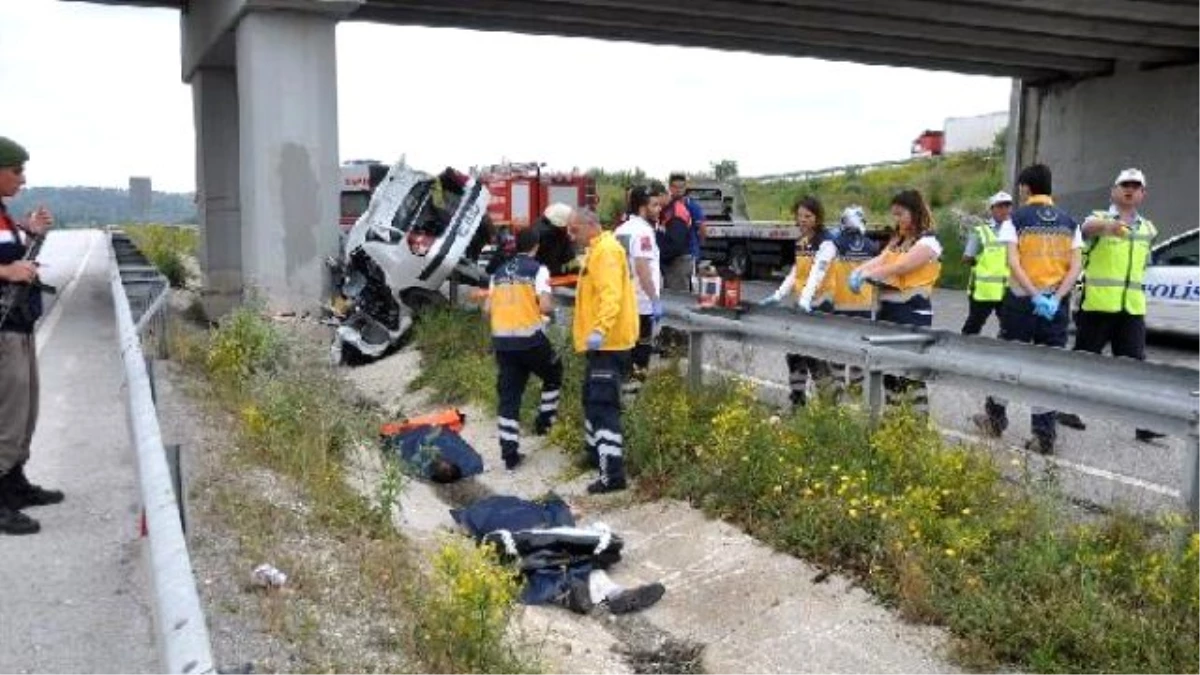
[411,306,1200,674]
[170,305,537,673]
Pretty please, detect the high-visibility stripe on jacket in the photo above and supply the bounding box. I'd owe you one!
[828,228,879,313]
[573,231,638,352]
[880,236,942,303]
[1081,209,1157,315]
[970,221,1009,302]
[792,229,834,305]
[490,255,547,350]
[1011,195,1076,293]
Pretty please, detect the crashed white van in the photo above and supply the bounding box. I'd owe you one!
[327,159,490,363]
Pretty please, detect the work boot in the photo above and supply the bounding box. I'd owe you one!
[1055,412,1087,431]
[8,464,64,508]
[607,582,666,615]
[586,477,627,495]
[1024,436,1055,456]
[503,453,526,472]
[971,413,1005,438]
[561,578,595,615]
[1135,429,1167,443]
[0,505,40,535]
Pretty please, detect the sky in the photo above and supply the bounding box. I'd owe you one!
[2,0,1012,193]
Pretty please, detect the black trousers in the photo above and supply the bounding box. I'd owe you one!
[1073,310,1146,360]
[625,315,654,397]
[961,298,1002,336]
[583,350,630,486]
[985,291,1069,442]
[495,340,563,461]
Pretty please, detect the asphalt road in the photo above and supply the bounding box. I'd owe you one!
[694,280,1197,514]
[0,230,157,673]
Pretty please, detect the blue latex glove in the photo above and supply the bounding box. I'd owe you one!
[758,294,781,307]
[848,270,865,294]
[1036,293,1061,320]
[1029,294,1049,318]
[586,330,604,351]
[651,298,664,323]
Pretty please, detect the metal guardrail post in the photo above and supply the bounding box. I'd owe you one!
[863,361,885,425]
[1187,418,1199,521]
[109,234,214,674]
[687,331,705,390]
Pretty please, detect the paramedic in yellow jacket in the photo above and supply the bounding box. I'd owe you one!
[850,189,943,415]
[568,207,639,494]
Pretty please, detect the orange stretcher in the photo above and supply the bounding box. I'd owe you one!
[379,407,466,438]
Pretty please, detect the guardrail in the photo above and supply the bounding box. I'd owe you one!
[109,232,215,674]
[551,288,1199,518]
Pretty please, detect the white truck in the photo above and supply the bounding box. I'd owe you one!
[690,180,797,278]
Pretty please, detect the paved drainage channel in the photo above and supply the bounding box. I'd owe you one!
[433,475,708,673]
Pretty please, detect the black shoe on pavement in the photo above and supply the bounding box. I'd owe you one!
[1024,436,1055,456]
[971,413,1005,438]
[1135,429,1167,443]
[0,505,40,535]
[1055,412,1087,431]
[586,477,627,495]
[504,453,526,471]
[8,465,64,508]
[607,582,666,615]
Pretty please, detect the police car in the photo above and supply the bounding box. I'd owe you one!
[1143,228,1199,337]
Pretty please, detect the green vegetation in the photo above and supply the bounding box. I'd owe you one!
[10,186,196,227]
[123,223,198,288]
[412,307,1200,674]
[171,307,537,673]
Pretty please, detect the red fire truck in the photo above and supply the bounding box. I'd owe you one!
[474,161,597,231]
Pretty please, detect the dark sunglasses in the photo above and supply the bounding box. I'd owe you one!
[1117,181,1143,189]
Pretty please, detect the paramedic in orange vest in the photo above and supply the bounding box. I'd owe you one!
[485,228,563,471]
[568,207,639,494]
[0,136,61,536]
[758,196,836,406]
[973,164,1083,455]
[849,189,942,415]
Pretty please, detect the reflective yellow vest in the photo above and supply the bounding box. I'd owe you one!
[490,255,547,350]
[1081,210,1157,315]
[970,222,1009,302]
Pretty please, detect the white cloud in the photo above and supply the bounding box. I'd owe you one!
[3,0,1010,192]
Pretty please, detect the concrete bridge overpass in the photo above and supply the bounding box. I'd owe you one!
[69,0,1199,314]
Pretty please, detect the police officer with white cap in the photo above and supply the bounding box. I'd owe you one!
[960,191,1013,335]
[1068,168,1164,442]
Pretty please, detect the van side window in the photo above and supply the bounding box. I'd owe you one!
[1155,233,1199,267]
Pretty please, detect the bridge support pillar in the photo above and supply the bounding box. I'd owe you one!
[193,66,243,319]
[234,9,341,313]
[1008,63,1198,237]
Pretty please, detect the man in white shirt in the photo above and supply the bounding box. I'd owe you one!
[614,185,663,399]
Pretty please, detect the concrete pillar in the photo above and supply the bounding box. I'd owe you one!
[192,67,243,319]
[235,9,341,313]
[1023,63,1198,238]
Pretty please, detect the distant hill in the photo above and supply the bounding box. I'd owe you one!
[7,186,197,227]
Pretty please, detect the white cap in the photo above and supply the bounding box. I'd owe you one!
[840,205,866,231]
[544,202,573,228]
[987,191,1013,207]
[1114,168,1146,187]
